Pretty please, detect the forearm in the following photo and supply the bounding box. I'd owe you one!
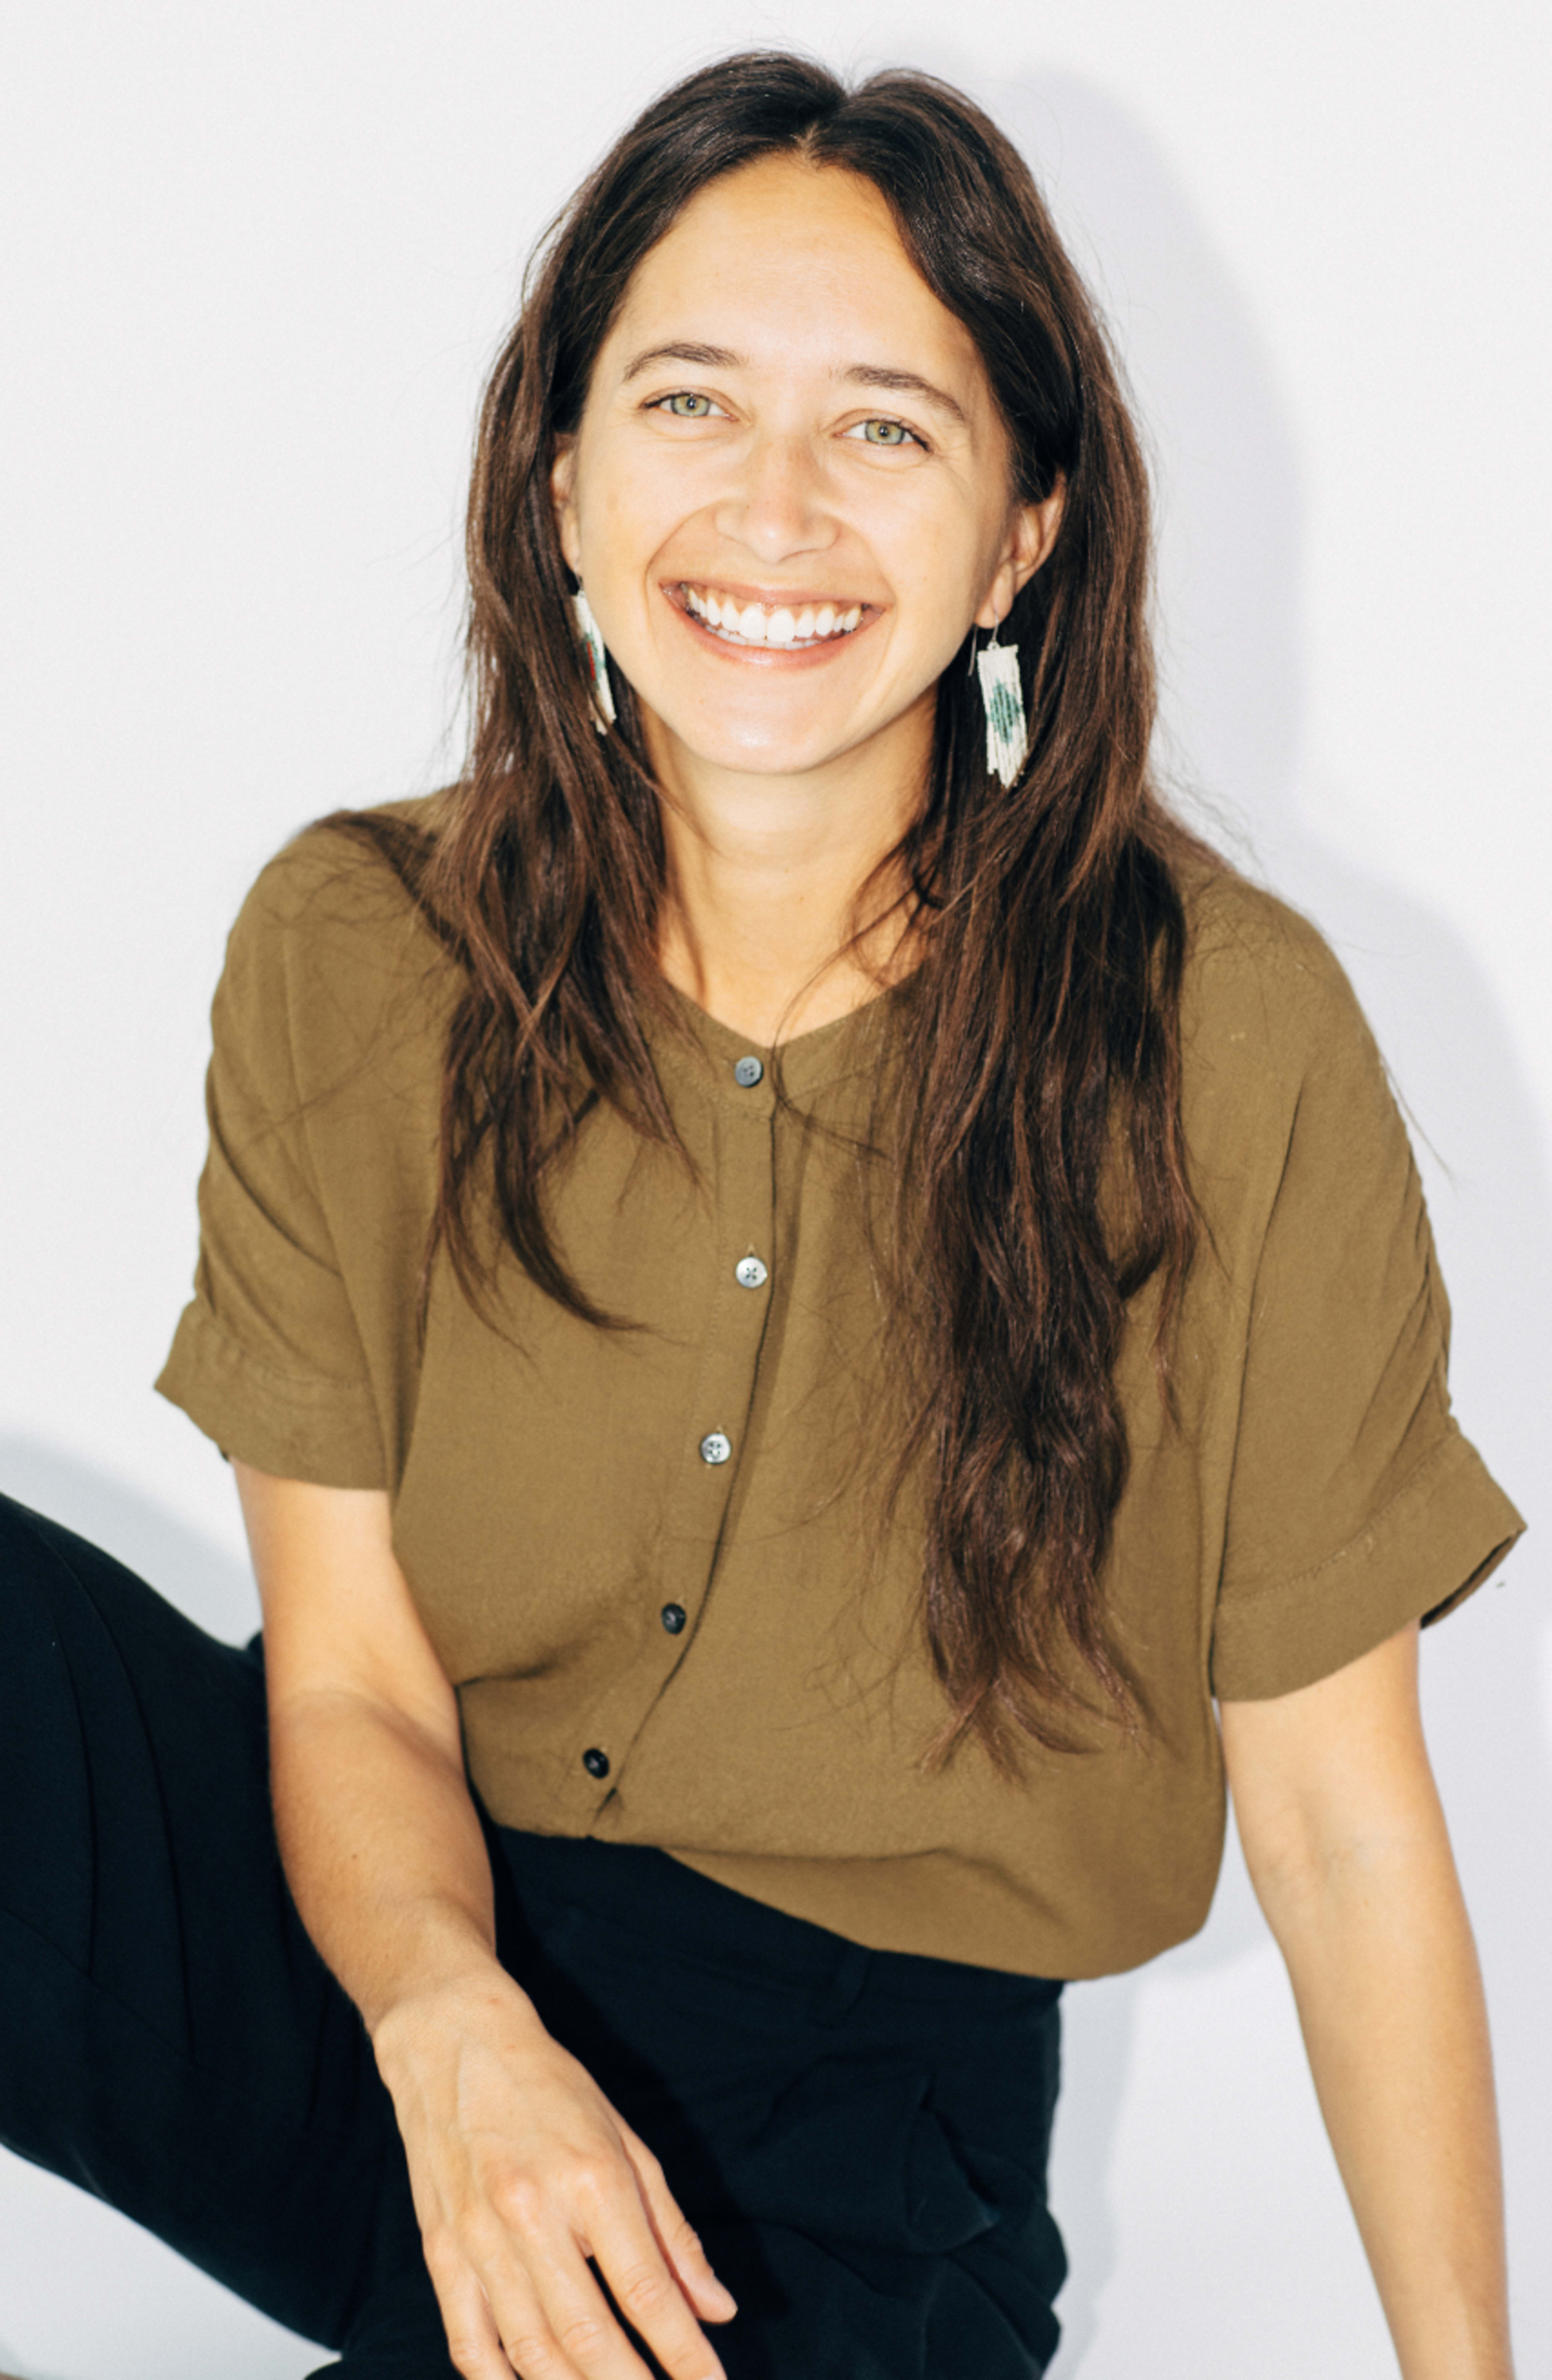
[234,1461,537,2053]
[268,1687,519,2044]
[1266,1826,1512,2379]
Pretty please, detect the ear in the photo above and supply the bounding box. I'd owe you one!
[550,436,582,576]
[974,478,1065,630]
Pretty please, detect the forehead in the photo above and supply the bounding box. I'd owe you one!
[600,155,987,397]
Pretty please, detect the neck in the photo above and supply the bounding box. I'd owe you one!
[643,708,930,1045]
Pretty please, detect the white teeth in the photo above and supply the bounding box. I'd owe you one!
[680,585,865,646]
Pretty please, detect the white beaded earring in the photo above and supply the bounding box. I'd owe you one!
[974,611,1028,788]
[571,585,616,731]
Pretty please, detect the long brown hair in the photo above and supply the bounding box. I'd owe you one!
[335,53,1204,1768]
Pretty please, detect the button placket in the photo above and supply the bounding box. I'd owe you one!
[561,1046,780,1806]
[658,1089,778,1643]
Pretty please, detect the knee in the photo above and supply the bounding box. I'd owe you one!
[0,1491,78,1641]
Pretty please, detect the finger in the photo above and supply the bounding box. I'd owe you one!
[580,2191,729,2380]
[619,2132,738,2325]
[432,2261,530,2380]
[494,2226,660,2380]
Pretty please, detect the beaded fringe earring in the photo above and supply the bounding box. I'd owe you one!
[974,613,1028,788]
[571,585,616,732]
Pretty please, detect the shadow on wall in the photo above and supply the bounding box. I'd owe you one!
[917,57,1552,2378]
[0,1439,258,1647]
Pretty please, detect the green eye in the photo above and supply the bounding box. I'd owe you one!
[848,417,919,448]
[662,391,714,417]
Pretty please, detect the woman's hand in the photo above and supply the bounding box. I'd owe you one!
[373,1965,736,2380]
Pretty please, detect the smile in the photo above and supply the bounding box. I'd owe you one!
[676,582,867,649]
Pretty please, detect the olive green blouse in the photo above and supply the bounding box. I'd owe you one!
[157,807,1524,1980]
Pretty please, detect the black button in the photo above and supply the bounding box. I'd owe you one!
[582,1747,610,1779]
[660,1602,687,1634]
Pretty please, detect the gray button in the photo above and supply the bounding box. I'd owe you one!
[733,1055,764,1087]
[735,1255,768,1290]
[699,1430,732,1465]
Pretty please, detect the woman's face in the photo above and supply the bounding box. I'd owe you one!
[551,155,1058,793]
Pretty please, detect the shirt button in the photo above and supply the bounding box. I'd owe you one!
[581,1747,609,1779]
[735,1255,768,1290]
[733,1054,764,1087]
[660,1602,687,1634]
[699,1430,732,1465]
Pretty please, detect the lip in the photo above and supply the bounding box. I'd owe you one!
[661,579,881,662]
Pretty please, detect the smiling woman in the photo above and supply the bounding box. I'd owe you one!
[549,152,1063,1046]
[0,46,1525,2380]
[550,157,1055,830]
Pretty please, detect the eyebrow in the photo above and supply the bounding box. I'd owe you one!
[620,343,969,428]
[841,364,968,428]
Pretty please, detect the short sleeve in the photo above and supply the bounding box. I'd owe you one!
[1208,934,1524,1700]
[156,849,388,1488]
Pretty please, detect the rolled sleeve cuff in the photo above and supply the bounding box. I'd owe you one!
[156,1298,387,1490]
[1210,1427,1526,1701]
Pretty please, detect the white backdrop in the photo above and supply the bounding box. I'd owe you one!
[2,2,1548,2374]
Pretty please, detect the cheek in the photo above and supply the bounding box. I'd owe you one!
[887,521,985,668]
[578,474,675,615]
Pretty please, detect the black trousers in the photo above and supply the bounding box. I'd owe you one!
[0,1493,1066,2378]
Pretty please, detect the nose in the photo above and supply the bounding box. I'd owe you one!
[713,429,837,566]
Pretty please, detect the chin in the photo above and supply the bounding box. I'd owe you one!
[681,731,847,778]
[656,695,868,777]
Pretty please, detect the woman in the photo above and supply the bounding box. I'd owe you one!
[0,51,1524,2380]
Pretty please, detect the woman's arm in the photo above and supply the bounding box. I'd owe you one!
[234,1461,735,2380]
[1221,1621,1513,2380]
